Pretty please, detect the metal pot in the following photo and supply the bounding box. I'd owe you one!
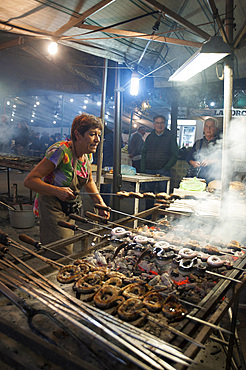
[9,204,35,229]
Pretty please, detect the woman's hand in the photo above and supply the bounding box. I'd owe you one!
[56,187,76,201]
[98,207,110,219]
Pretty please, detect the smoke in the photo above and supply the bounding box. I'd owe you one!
[172,117,246,245]
[193,134,223,182]
[226,117,246,176]
[0,115,15,153]
[218,116,246,244]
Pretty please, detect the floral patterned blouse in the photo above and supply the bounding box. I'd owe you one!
[34,140,92,216]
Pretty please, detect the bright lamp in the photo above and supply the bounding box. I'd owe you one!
[169,36,231,82]
[130,70,140,96]
[48,41,58,55]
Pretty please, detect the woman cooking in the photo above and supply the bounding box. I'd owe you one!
[24,113,110,258]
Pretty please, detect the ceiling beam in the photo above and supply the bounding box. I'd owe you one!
[53,0,116,36]
[207,0,228,43]
[143,0,211,40]
[78,25,203,48]
[0,37,25,50]
[233,20,246,48]
[0,21,52,39]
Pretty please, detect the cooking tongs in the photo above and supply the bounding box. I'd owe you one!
[0,281,58,345]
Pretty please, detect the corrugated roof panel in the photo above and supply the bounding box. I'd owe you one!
[0,0,245,83]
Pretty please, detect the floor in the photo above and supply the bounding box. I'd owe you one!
[0,168,246,369]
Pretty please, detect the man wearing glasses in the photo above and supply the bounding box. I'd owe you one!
[141,115,178,209]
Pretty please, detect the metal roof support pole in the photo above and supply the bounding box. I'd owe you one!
[170,93,178,140]
[60,95,64,140]
[112,62,122,218]
[220,1,234,215]
[128,109,134,145]
[96,58,108,190]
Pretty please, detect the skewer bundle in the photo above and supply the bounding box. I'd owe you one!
[0,243,197,370]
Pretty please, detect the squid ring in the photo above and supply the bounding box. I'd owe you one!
[179,258,195,270]
[73,273,102,294]
[73,262,90,275]
[104,277,123,287]
[122,283,148,300]
[118,298,147,322]
[57,265,81,283]
[93,285,120,309]
[162,295,188,321]
[153,241,170,250]
[111,227,128,238]
[133,235,148,244]
[143,291,163,312]
[207,255,224,267]
[179,248,197,259]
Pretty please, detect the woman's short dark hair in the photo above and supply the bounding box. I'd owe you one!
[71,113,103,142]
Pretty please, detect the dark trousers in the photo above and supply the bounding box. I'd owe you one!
[100,183,112,206]
[132,159,141,173]
[144,168,171,209]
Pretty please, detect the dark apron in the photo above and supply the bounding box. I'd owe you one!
[39,155,90,257]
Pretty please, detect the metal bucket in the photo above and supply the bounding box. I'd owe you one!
[9,204,35,229]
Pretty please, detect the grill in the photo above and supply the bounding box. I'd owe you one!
[0,206,245,369]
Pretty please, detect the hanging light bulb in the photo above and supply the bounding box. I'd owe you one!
[48,41,58,55]
[130,70,140,96]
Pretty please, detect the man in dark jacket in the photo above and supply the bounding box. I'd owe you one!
[186,117,221,184]
[141,115,178,209]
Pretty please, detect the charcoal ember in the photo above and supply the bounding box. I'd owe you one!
[203,281,217,292]
[170,268,179,277]
[178,284,205,304]
[185,294,202,305]
[148,275,161,286]
[154,284,168,291]
[137,260,153,272]
[161,273,173,288]
[188,274,199,282]
[177,283,197,292]
[117,261,128,269]
[149,263,158,273]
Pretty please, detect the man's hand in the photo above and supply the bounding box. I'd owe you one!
[200,159,214,167]
[189,160,201,168]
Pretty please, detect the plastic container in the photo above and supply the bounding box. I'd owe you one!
[9,204,35,229]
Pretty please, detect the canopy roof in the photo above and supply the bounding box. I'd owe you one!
[0,0,245,88]
[0,1,245,131]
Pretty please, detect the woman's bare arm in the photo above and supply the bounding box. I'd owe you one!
[24,158,76,201]
[84,169,110,218]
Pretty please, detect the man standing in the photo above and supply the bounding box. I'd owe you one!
[128,125,146,172]
[141,115,178,209]
[186,117,221,184]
